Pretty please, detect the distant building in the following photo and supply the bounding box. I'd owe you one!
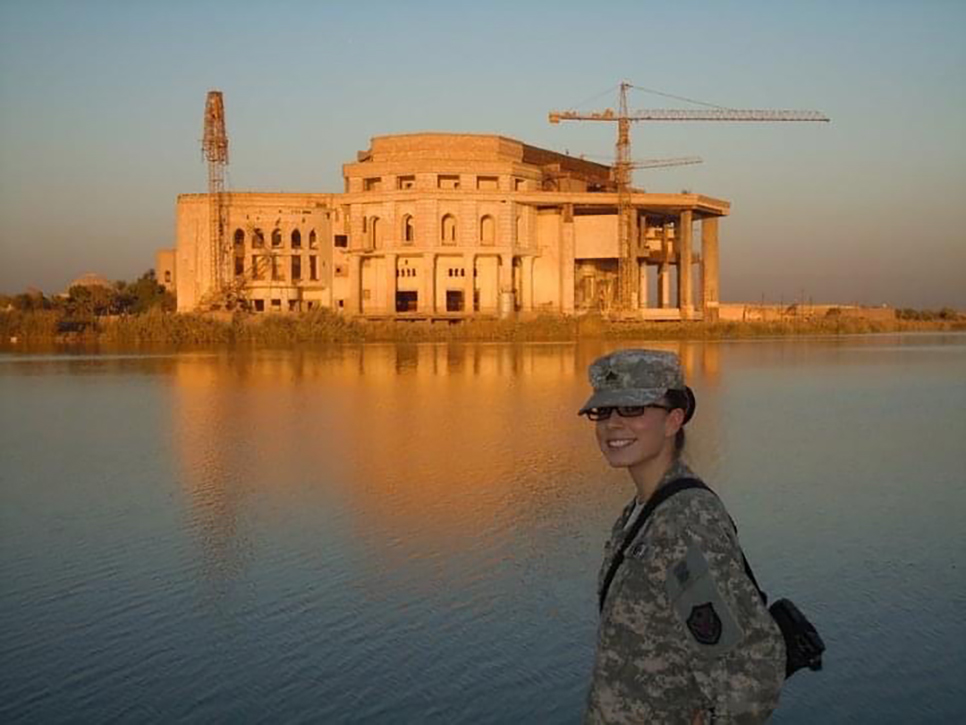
[65,273,113,294]
[155,250,176,291]
[164,133,728,319]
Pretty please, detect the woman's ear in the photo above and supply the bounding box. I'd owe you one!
[664,407,685,438]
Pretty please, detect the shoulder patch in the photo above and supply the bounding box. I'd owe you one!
[665,542,744,656]
[687,602,722,645]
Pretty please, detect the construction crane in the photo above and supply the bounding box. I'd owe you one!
[542,155,702,192]
[202,90,229,307]
[549,81,830,312]
[629,156,702,170]
[619,156,704,191]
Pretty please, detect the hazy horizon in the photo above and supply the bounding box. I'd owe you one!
[1,0,964,308]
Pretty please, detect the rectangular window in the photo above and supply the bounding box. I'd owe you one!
[477,176,499,190]
[271,299,281,311]
[334,234,348,248]
[254,299,265,312]
[397,175,416,190]
[272,257,283,281]
[364,177,382,191]
[446,290,465,312]
[514,178,526,191]
[438,174,460,190]
[292,256,302,281]
[396,291,418,312]
[252,255,264,280]
[310,256,318,281]
[234,256,244,276]
[288,300,299,312]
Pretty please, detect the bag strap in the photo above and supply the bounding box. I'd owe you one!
[598,477,767,612]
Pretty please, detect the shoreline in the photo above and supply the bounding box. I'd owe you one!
[2,309,963,350]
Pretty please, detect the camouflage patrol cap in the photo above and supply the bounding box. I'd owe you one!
[578,349,695,422]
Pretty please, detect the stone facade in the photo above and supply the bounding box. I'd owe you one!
[165,133,729,319]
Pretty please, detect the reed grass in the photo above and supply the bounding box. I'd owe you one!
[2,308,962,348]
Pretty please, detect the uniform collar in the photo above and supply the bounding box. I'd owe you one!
[641,459,695,503]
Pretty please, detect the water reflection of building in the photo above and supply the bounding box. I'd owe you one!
[168,344,724,588]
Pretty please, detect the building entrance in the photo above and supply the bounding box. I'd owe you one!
[446,290,464,312]
[396,291,418,312]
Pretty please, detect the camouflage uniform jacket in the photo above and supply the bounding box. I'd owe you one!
[584,461,785,724]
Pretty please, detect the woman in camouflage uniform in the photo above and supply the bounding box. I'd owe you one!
[578,349,785,724]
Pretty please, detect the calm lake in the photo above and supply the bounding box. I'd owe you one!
[1,335,964,723]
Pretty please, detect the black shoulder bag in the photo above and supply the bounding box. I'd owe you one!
[598,478,825,679]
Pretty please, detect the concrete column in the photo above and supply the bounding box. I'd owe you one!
[678,210,693,319]
[499,252,514,317]
[701,217,720,322]
[469,253,478,312]
[560,204,575,314]
[499,253,513,293]
[658,263,670,308]
[421,253,436,314]
[658,224,671,308]
[521,256,534,312]
[639,261,649,309]
[463,253,472,313]
[385,253,397,314]
[347,254,363,314]
[628,209,640,310]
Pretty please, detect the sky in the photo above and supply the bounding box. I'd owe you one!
[1,0,964,308]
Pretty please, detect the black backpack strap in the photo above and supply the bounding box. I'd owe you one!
[598,477,768,612]
[599,477,706,612]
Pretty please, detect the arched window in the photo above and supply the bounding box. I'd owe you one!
[234,228,245,247]
[271,229,282,248]
[402,215,415,244]
[441,214,457,245]
[480,215,495,246]
[252,228,265,248]
[291,229,302,248]
[369,217,382,249]
[309,230,318,249]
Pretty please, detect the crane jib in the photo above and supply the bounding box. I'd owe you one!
[550,109,830,122]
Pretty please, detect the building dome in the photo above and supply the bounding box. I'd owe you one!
[68,272,112,290]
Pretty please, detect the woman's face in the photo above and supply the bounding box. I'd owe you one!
[594,403,682,473]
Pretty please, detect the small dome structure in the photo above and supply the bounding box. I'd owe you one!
[68,273,112,290]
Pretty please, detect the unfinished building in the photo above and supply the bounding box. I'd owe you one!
[166,132,727,320]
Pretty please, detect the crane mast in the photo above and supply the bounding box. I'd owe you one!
[550,82,829,314]
[202,91,229,302]
[615,83,634,309]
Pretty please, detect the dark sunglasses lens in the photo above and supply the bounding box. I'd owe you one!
[587,407,612,421]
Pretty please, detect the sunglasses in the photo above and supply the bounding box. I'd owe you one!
[584,404,671,421]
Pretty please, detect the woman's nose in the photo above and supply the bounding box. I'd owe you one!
[604,413,625,429]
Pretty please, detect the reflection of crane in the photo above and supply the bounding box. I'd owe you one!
[550,81,830,311]
[202,91,229,307]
